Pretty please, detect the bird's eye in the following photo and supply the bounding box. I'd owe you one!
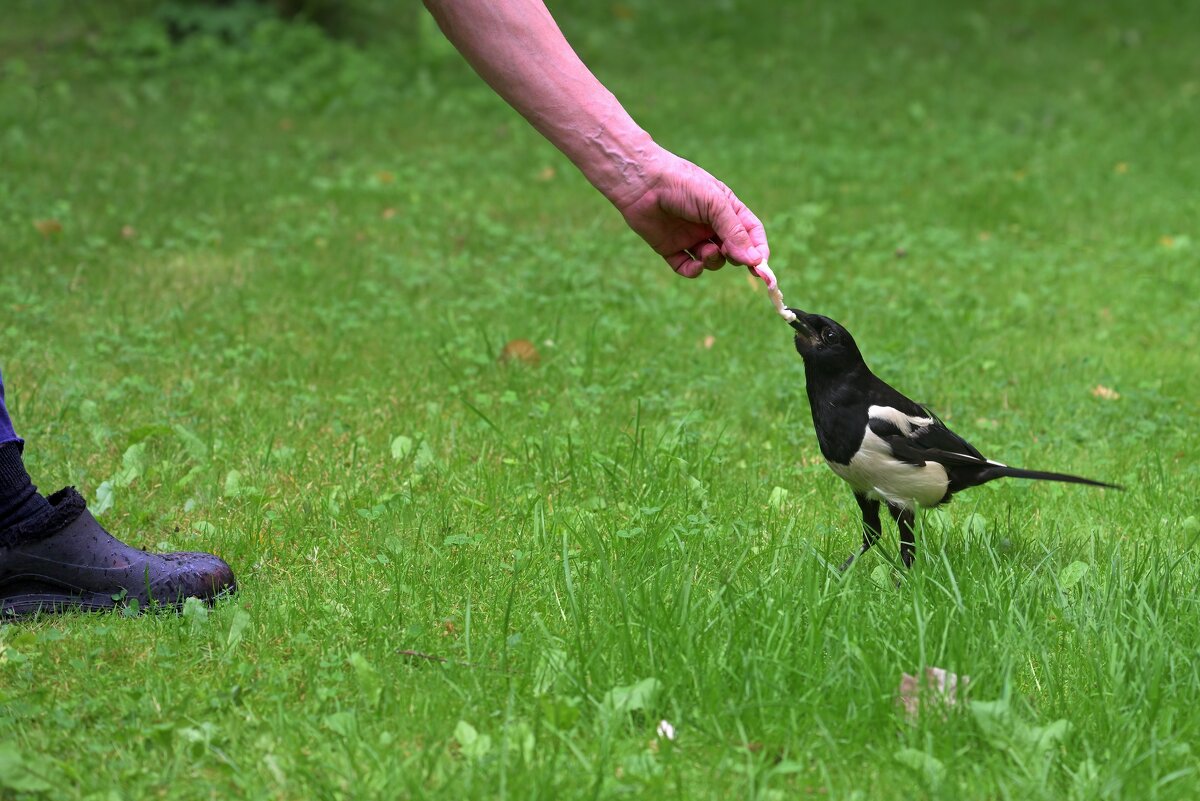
[821,328,838,344]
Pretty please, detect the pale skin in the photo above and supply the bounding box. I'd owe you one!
[423,0,770,278]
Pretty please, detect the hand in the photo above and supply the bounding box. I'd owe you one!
[614,150,769,278]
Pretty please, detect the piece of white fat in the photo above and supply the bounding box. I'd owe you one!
[751,263,797,323]
[769,286,796,322]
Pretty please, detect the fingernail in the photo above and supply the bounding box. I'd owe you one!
[746,246,762,264]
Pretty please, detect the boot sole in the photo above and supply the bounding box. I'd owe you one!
[0,581,234,618]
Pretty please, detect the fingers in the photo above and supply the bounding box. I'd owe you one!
[730,193,770,263]
[665,250,704,278]
[708,187,766,267]
[693,240,726,271]
[666,240,725,278]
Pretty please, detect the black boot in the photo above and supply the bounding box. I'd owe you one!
[0,487,236,618]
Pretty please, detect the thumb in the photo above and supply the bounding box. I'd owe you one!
[707,194,762,266]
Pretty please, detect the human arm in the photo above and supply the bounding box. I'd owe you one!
[422,0,769,277]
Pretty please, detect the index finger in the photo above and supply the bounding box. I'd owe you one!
[728,193,770,263]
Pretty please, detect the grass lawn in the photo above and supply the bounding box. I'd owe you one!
[2,1,1199,798]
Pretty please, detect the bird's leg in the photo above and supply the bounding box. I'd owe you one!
[887,503,917,568]
[840,493,882,572]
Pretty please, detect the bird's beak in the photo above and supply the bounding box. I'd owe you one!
[787,309,819,354]
[787,309,814,336]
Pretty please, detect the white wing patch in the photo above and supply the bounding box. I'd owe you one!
[829,423,949,509]
[867,405,934,435]
[869,404,1006,466]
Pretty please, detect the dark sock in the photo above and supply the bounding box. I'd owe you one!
[0,443,53,535]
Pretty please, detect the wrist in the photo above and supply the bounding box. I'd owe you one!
[562,109,661,209]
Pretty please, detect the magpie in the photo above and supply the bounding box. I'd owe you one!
[786,309,1119,570]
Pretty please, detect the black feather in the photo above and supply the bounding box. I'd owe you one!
[979,466,1121,490]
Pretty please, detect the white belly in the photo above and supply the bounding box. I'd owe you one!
[827,428,949,508]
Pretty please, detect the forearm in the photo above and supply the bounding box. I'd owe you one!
[423,0,658,207]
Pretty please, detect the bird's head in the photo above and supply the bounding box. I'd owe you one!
[787,310,864,373]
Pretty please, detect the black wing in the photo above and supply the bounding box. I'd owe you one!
[864,376,980,454]
[909,407,986,461]
[867,415,988,468]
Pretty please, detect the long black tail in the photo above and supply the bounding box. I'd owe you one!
[984,465,1122,490]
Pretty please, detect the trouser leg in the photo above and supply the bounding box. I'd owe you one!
[0,367,21,448]
[0,367,52,540]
